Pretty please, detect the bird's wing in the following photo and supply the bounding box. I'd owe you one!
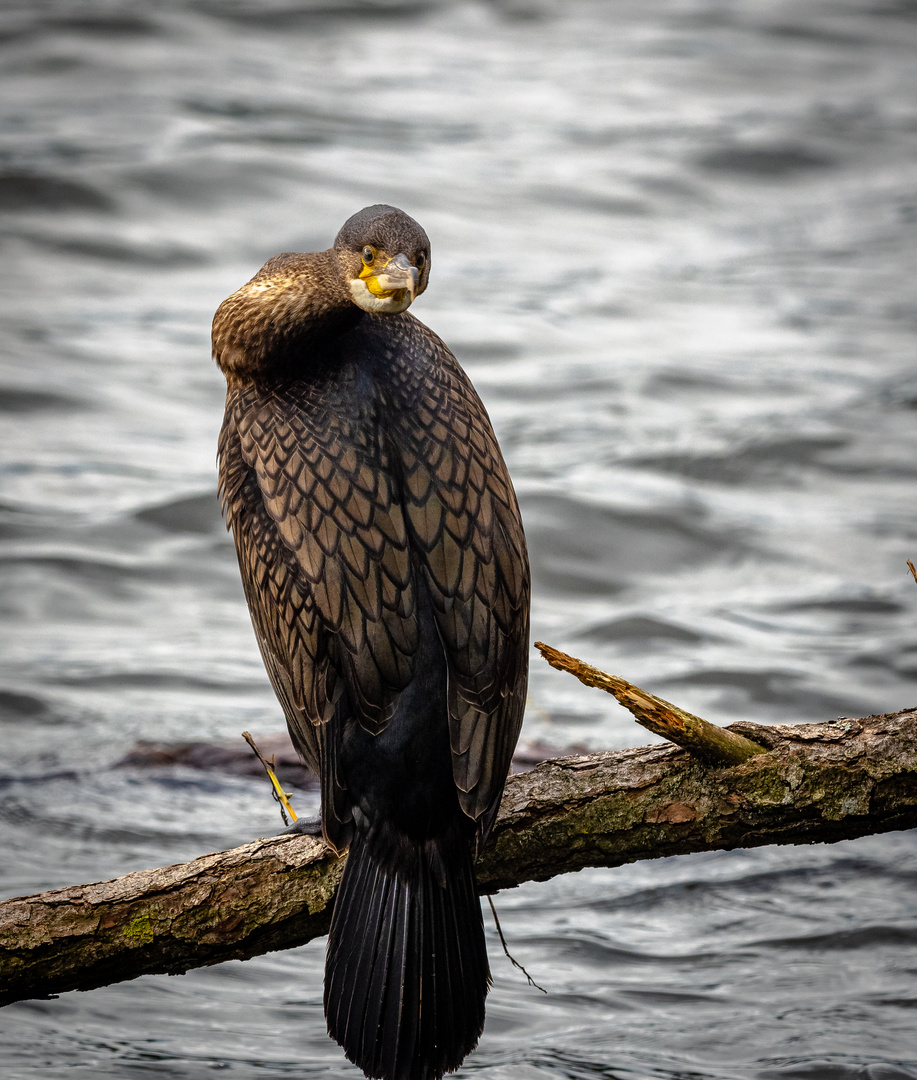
[219,384,419,843]
[220,327,529,842]
[392,333,530,835]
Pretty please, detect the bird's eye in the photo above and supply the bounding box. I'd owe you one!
[416,252,426,268]
[362,246,374,265]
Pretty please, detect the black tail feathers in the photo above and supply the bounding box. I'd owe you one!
[324,828,490,1080]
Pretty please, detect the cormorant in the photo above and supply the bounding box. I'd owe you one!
[212,205,530,1080]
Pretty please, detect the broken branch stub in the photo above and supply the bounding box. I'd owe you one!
[534,642,768,764]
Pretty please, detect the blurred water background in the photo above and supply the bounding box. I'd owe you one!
[2,0,917,1076]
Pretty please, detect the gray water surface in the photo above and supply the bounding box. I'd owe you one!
[2,1,917,1076]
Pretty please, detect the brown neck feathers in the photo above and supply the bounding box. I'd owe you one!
[212,250,359,384]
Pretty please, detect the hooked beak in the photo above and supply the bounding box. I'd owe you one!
[372,253,420,301]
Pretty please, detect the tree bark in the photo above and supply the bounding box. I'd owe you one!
[3,648,917,1008]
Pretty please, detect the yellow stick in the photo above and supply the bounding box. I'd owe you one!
[241,731,298,823]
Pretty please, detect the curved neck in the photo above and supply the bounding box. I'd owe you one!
[212,250,360,385]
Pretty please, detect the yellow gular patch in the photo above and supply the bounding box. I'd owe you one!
[349,278,413,314]
[359,252,394,298]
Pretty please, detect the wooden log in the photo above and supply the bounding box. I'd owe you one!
[3,695,917,1006]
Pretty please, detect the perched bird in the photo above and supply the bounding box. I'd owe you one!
[212,205,530,1080]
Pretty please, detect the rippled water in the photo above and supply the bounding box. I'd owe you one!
[2,0,917,1076]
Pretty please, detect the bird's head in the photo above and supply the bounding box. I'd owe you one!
[334,205,430,315]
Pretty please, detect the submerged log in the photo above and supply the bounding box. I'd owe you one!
[3,645,917,1008]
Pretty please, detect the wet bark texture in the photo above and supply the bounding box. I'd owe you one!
[2,650,916,1008]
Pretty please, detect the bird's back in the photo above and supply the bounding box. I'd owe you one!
[219,311,528,853]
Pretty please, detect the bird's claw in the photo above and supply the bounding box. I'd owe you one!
[282,815,322,837]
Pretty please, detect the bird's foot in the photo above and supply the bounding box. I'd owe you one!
[282,815,322,838]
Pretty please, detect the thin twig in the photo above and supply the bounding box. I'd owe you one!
[907,560,917,585]
[486,894,547,994]
[241,730,298,825]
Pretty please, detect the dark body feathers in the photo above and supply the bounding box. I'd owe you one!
[214,206,529,1080]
